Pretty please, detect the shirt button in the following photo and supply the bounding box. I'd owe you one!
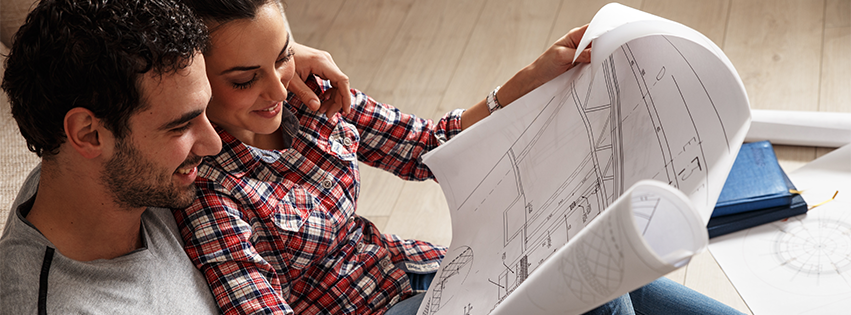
[357,243,364,251]
[321,178,333,189]
[342,137,352,146]
[261,153,278,163]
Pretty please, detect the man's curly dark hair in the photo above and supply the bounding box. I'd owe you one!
[1,0,209,157]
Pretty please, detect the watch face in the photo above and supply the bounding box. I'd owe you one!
[488,87,501,113]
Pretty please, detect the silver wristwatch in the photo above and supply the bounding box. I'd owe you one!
[487,85,502,114]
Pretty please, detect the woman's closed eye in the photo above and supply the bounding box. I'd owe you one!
[233,73,258,90]
[277,47,295,64]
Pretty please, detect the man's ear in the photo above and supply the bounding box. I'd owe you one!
[64,108,111,159]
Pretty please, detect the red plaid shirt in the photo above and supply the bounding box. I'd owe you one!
[173,83,464,315]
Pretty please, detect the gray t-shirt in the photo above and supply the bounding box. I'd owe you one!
[0,166,219,314]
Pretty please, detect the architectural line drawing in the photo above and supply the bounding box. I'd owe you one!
[462,38,714,313]
[420,4,750,314]
[561,206,626,304]
[423,246,475,315]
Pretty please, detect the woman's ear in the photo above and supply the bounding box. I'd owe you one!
[63,107,109,159]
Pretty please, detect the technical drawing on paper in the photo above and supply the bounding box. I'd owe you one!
[772,218,851,277]
[422,34,731,315]
[741,204,851,294]
[422,246,474,315]
[561,206,625,304]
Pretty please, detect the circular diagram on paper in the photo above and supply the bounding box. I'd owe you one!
[742,210,851,296]
[772,219,851,275]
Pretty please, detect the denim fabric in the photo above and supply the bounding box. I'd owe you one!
[386,276,744,315]
[628,277,745,315]
[407,272,436,291]
[385,292,426,315]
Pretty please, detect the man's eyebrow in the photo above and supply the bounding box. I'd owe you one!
[159,109,204,131]
[219,34,291,75]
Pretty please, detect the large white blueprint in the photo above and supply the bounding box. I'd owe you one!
[709,144,851,314]
[419,3,751,315]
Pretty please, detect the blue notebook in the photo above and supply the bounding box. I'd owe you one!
[708,170,807,238]
[712,141,793,217]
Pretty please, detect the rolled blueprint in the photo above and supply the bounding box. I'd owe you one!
[491,180,707,315]
[746,109,851,147]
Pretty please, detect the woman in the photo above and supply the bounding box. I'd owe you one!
[173,0,744,314]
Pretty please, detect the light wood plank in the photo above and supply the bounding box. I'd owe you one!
[641,0,731,47]
[382,181,452,246]
[826,0,850,28]
[684,251,753,314]
[365,0,486,118]
[355,166,407,218]
[724,0,824,110]
[432,0,564,118]
[548,0,640,45]
[819,23,851,112]
[361,215,389,231]
[816,147,836,158]
[774,144,818,173]
[664,268,687,284]
[300,0,415,90]
[284,0,346,46]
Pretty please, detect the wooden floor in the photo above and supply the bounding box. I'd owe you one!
[286,1,851,314]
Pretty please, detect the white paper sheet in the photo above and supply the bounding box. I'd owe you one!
[418,3,751,314]
[709,144,851,315]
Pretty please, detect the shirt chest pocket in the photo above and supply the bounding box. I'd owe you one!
[268,185,314,233]
[268,185,335,271]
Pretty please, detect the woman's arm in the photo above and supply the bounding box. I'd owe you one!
[461,25,591,129]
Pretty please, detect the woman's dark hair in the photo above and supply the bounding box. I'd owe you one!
[183,0,279,27]
[1,0,209,157]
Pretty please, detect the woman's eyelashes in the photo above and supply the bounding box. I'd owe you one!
[278,47,294,64]
[233,73,258,90]
[231,48,293,90]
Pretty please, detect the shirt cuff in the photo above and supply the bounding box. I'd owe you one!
[436,109,466,144]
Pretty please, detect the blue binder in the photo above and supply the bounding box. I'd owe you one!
[712,141,793,217]
[707,165,808,238]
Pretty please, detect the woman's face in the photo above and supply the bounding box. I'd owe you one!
[203,3,295,143]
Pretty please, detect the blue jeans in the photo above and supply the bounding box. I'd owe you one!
[386,275,744,315]
[585,277,744,315]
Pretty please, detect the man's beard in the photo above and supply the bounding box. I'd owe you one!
[101,138,201,210]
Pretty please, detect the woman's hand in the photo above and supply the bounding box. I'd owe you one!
[530,24,591,86]
[500,24,592,107]
[288,42,352,116]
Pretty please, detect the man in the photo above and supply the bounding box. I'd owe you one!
[0,0,222,313]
